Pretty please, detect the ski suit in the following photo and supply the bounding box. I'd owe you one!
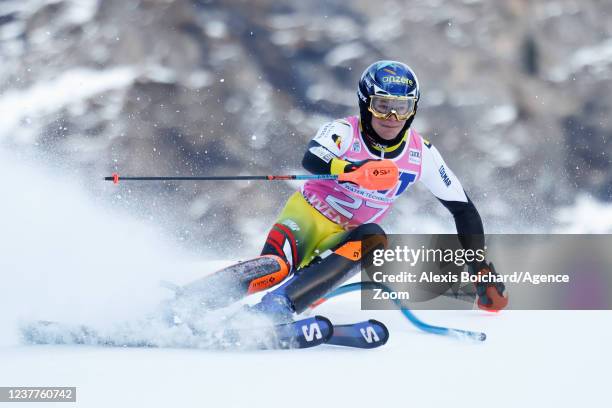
[260,115,483,274]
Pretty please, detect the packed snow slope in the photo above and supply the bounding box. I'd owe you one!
[0,148,610,408]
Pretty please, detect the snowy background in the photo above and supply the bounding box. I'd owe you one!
[1,0,611,407]
[1,0,611,252]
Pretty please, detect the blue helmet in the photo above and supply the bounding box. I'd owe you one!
[357,60,420,144]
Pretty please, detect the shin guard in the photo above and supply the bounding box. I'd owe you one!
[178,255,289,309]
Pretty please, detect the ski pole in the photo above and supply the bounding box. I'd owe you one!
[104,173,338,183]
[311,282,487,342]
[103,160,400,190]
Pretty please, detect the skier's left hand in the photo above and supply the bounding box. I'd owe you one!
[469,261,508,312]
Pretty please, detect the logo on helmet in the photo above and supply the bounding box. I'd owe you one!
[382,76,414,86]
[357,89,368,103]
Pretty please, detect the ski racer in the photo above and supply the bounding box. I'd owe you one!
[183,60,508,319]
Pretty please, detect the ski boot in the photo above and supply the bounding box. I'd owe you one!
[249,291,295,324]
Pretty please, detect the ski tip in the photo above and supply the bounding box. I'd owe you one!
[367,319,390,346]
[326,319,389,349]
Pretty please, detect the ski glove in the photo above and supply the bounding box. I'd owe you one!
[343,159,380,173]
[469,261,508,312]
[337,159,399,191]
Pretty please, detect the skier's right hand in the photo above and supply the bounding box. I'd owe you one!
[337,159,399,191]
[343,159,380,173]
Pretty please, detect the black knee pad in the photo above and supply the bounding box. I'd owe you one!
[278,223,387,314]
[345,223,386,241]
[343,223,387,267]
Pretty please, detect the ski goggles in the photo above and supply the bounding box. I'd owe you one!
[368,95,416,121]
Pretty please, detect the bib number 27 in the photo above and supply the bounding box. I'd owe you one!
[324,172,417,222]
[325,194,386,223]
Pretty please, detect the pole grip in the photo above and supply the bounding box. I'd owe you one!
[338,160,399,190]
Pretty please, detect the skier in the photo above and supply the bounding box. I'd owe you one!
[182,60,508,320]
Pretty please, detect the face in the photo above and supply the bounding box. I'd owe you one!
[371,115,407,141]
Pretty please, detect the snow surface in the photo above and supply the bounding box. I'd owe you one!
[1,147,611,407]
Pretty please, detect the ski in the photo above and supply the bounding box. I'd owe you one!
[19,316,334,350]
[326,319,389,349]
[212,315,334,349]
[20,316,388,350]
[262,317,389,349]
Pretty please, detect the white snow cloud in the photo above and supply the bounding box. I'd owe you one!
[0,67,136,144]
[554,195,612,233]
